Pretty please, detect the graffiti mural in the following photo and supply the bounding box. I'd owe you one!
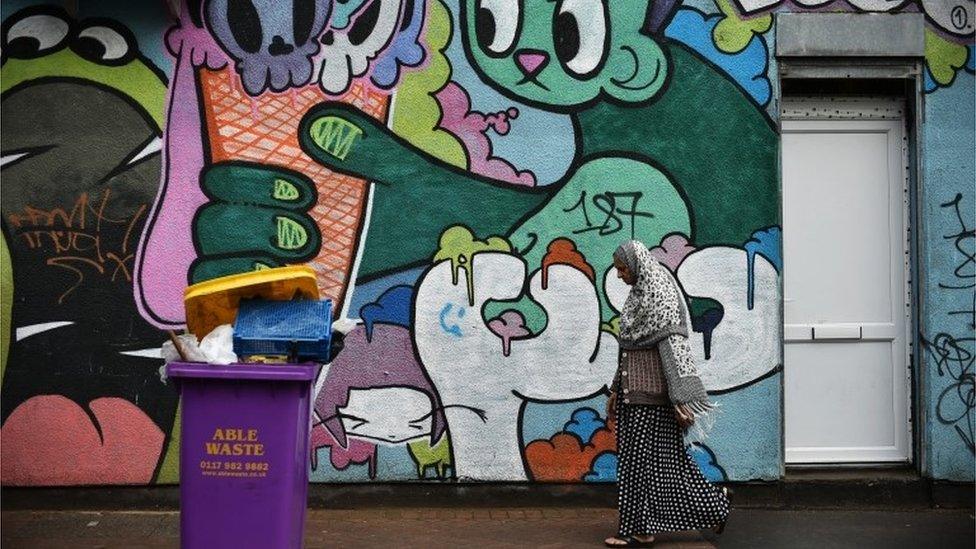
[0,4,173,485]
[920,61,975,480]
[920,193,975,455]
[1,0,971,485]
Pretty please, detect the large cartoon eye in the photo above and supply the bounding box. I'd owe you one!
[348,0,382,46]
[476,0,521,57]
[292,0,317,46]
[74,25,133,63]
[399,0,417,32]
[3,13,70,59]
[554,0,608,78]
[227,0,263,54]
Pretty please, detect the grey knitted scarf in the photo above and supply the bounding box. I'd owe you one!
[614,241,714,416]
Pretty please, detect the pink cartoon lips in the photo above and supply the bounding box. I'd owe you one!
[1,395,164,485]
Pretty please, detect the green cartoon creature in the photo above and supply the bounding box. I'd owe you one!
[294,0,777,285]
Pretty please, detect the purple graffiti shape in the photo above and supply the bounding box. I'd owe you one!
[310,423,377,477]
[487,310,531,357]
[314,324,446,448]
[164,2,230,70]
[136,3,225,328]
[205,0,332,95]
[649,233,696,272]
[435,81,537,187]
[370,0,427,89]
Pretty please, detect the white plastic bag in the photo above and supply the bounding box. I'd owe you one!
[198,324,237,365]
[161,325,237,366]
[161,334,208,364]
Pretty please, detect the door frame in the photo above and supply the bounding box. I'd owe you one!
[780,101,913,464]
[777,58,926,472]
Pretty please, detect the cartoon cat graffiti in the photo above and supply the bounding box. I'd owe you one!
[297,0,777,284]
[138,0,776,323]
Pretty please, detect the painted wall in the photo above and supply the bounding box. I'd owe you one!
[0,0,970,485]
[920,64,975,482]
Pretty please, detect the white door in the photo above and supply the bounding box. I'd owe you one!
[782,98,911,464]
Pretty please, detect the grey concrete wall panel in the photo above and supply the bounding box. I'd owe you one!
[777,13,926,57]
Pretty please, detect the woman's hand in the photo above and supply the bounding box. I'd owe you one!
[674,404,695,430]
[606,393,617,423]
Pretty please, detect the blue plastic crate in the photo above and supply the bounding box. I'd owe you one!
[233,299,333,362]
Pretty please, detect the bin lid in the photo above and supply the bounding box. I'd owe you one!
[166,362,319,382]
[183,266,319,338]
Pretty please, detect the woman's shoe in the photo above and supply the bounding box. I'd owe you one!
[604,535,655,547]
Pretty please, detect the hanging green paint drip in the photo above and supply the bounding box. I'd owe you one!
[408,435,453,479]
[433,226,510,306]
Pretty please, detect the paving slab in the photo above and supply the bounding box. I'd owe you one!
[1,508,972,548]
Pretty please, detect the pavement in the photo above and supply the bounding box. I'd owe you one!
[1,507,973,548]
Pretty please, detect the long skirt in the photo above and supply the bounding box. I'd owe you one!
[616,403,730,536]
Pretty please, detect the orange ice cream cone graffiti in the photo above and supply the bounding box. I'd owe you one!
[198,67,389,308]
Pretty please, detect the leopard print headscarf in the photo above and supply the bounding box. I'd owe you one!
[614,240,690,350]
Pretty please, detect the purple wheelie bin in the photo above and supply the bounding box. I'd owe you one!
[167,362,318,549]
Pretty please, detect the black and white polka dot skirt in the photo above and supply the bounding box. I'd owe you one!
[616,403,730,536]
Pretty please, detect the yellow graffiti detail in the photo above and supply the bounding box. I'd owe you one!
[713,0,771,54]
[601,316,621,337]
[272,178,300,201]
[925,28,969,86]
[1,236,12,381]
[308,116,363,160]
[391,0,467,168]
[408,435,452,478]
[275,217,308,250]
[154,402,181,484]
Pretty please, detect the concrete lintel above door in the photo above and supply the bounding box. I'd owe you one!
[776,13,925,58]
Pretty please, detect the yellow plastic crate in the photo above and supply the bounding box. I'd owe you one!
[183,266,319,339]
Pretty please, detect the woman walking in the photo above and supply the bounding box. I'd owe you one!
[604,240,730,547]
